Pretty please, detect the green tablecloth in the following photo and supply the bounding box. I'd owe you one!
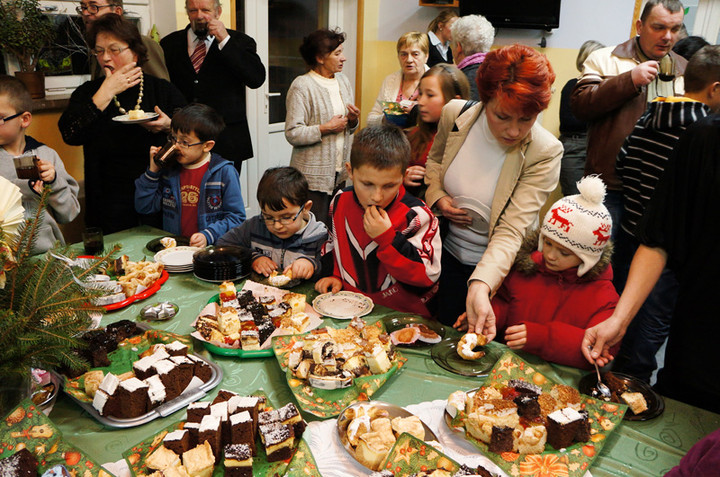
[51,226,720,476]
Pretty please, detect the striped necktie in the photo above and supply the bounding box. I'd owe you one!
[191,39,206,73]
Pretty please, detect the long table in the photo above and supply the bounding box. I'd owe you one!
[51,226,720,476]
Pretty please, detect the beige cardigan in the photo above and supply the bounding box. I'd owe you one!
[425,99,563,291]
[285,72,357,194]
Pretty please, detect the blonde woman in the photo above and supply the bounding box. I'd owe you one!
[427,9,458,67]
[366,32,429,127]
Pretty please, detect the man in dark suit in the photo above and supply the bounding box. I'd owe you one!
[161,0,265,172]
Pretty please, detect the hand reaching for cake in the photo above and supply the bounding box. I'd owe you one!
[252,256,278,277]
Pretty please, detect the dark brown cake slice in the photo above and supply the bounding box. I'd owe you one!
[169,355,195,394]
[489,425,514,453]
[575,409,591,442]
[259,422,295,462]
[230,411,256,455]
[183,422,200,448]
[210,401,231,446]
[116,377,150,418]
[165,340,189,357]
[199,414,223,459]
[228,396,260,434]
[0,448,38,477]
[515,395,541,420]
[163,429,191,455]
[187,354,213,383]
[223,443,253,477]
[153,359,183,401]
[213,389,239,404]
[547,407,583,450]
[186,401,211,423]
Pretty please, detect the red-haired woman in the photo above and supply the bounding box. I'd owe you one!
[425,44,563,333]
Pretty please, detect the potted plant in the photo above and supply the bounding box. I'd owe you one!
[0,0,55,98]
[0,187,112,416]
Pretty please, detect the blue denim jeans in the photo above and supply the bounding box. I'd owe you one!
[559,133,588,196]
[611,227,679,383]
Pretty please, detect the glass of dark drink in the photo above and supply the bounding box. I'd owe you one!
[13,155,40,180]
[154,140,179,169]
[82,227,104,256]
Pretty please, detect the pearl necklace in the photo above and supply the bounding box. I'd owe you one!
[113,73,144,114]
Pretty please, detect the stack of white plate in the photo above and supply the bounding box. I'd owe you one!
[154,246,201,273]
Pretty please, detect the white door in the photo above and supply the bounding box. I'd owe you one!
[237,0,355,215]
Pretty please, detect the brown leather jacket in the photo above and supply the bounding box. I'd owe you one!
[571,38,687,190]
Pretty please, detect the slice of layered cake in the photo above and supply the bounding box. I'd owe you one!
[210,401,230,445]
[169,355,195,393]
[489,426,514,453]
[228,396,260,434]
[223,443,253,477]
[259,422,295,462]
[182,422,200,448]
[278,402,305,438]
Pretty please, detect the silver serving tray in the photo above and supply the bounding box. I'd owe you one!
[336,400,438,471]
[61,324,223,428]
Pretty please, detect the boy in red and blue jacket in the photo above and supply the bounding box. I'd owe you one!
[315,126,442,318]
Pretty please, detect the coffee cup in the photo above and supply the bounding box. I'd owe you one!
[13,155,39,180]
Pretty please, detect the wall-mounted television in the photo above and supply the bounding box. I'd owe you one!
[459,0,561,30]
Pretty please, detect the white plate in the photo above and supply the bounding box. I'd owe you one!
[154,246,201,267]
[111,112,160,124]
[312,291,373,319]
[453,195,491,234]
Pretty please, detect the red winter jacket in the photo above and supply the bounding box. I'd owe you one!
[491,231,619,369]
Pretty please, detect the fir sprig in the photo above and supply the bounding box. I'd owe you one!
[0,188,118,375]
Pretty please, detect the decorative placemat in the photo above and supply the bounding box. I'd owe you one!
[272,320,407,418]
[448,351,626,477]
[63,329,194,404]
[122,392,321,477]
[0,399,109,476]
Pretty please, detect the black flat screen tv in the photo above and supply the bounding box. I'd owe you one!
[459,0,562,30]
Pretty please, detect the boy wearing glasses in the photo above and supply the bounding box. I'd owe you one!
[135,103,245,247]
[0,76,80,254]
[217,167,328,280]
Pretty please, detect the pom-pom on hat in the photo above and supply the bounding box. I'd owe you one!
[539,175,612,276]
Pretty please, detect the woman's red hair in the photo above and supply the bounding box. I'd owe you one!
[477,44,555,116]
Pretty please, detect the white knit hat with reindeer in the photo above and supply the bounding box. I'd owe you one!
[539,175,612,276]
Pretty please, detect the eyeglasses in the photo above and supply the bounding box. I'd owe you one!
[76,3,114,14]
[261,207,304,226]
[168,134,205,149]
[91,45,130,57]
[0,112,23,125]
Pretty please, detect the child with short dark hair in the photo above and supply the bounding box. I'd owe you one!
[0,75,80,253]
[315,125,442,317]
[217,166,328,279]
[489,176,619,369]
[135,103,245,247]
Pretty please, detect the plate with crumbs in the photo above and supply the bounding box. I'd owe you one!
[337,400,438,471]
[578,372,664,421]
[112,112,159,124]
[312,291,373,319]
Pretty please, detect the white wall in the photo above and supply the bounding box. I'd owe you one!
[376,0,636,49]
